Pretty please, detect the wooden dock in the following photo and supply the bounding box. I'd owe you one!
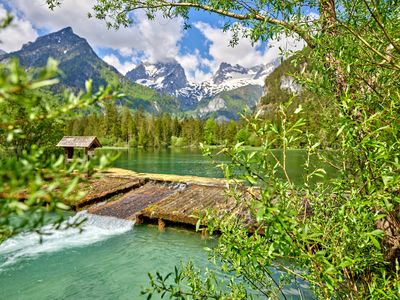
[80,168,254,230]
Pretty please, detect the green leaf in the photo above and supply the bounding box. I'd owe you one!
[382,175,393,188]
[294,104,303,114]
[56,202,70,210]
[370,236,381,249]
[195,218,201,232]
[336,125,345,137]
[245,175,257,185]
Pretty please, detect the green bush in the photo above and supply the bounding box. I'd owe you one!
[0,58,116,242]
[171,136,185,148]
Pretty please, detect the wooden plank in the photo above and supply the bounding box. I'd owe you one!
[89,183,178,219]
[76,177,145,209]
[83,169,256,230]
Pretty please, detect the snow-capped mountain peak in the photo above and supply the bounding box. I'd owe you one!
[143,63,158,77]
[125,59,279,109]
[213,62,251,84]
[126,60,188,94]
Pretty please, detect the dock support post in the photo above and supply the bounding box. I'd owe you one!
[135,215,143,225]
[158,218,165,231]
[201,228,209,238]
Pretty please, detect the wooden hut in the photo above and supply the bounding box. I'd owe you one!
[56,136,102,162]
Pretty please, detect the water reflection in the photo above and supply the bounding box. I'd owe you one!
[100,148,338,186]
[102,147,227,178]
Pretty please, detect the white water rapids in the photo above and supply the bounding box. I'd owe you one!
[0,211,134,270]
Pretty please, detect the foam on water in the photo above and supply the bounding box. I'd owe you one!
[0,211,134,269]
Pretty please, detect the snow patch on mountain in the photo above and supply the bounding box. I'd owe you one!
[197,97,227,115]
[126,60,279,109]
[126,60,188,95]
[280,75,302,94]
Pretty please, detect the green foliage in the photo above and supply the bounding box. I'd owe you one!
[0,58,116,242]
[142,262,249,299]
[171,136,185,148]
[192,85,263,120]
[48,0,400,298]
[203,118,218,145]
[67,111,265,148]
[259,49,338,148]
[143,99,400,299]
[235,129,250,144]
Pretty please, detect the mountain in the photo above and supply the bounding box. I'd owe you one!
[0,27,178,113]
[0,49,6,58]
[258,53,307,117]
[126,60,278,115]
[192,84,264,121]
[212,62,268,84]
[126,60,188,95]
[1,26,280,119]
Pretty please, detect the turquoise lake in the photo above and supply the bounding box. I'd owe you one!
[0,149,320,299]
[105,147,337,185]
[0,212,311,299]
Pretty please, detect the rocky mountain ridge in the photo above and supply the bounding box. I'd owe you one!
[126,59,278,110]
[1,27,113,90]
[1,27,278,119]
[126,61,188,95]
[0,27,178,113]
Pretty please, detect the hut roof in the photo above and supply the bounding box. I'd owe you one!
[56,136,102,148]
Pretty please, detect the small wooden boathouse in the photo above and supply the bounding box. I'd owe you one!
[56,136,102,162]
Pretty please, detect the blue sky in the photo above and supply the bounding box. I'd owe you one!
[0,0,304,82]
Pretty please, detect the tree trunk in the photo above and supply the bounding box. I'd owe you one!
[319,0,348,97]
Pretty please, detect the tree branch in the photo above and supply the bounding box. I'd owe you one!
[109,0,316,48]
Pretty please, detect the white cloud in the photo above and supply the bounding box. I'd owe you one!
[194,22,305,70]
[194,22,265,69]
[3,0,306,82]
[0,4,38,52]
[191,69,211,83]
[103,54,136,75]
[176,49,214,82]
[262,33,306,64]
[10,0,184,62]
[119,47,135,58]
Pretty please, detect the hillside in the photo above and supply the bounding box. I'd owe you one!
[192,85,263,121]
[0,27,178,113]
[126,60,277,113]
[258,50,336,146]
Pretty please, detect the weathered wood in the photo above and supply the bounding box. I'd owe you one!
[105,167,229,187]
[158,219,166,231]
[57,136,101,148]
[82,168,255,231]
[56,136,102,163]
[76,177,145,209]
[88,183,177,219]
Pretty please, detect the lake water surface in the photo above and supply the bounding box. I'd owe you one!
[0,212,311,299]
[0,212,212,299]
[0,149,319,299]
[105,147,337,185]
[108,147,226,178]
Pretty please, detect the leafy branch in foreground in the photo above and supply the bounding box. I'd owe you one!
[45,0,400,298]
[135,1,399,299]
[0,58,117,242]
[141,262,249,300]
[144,96,399,299]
